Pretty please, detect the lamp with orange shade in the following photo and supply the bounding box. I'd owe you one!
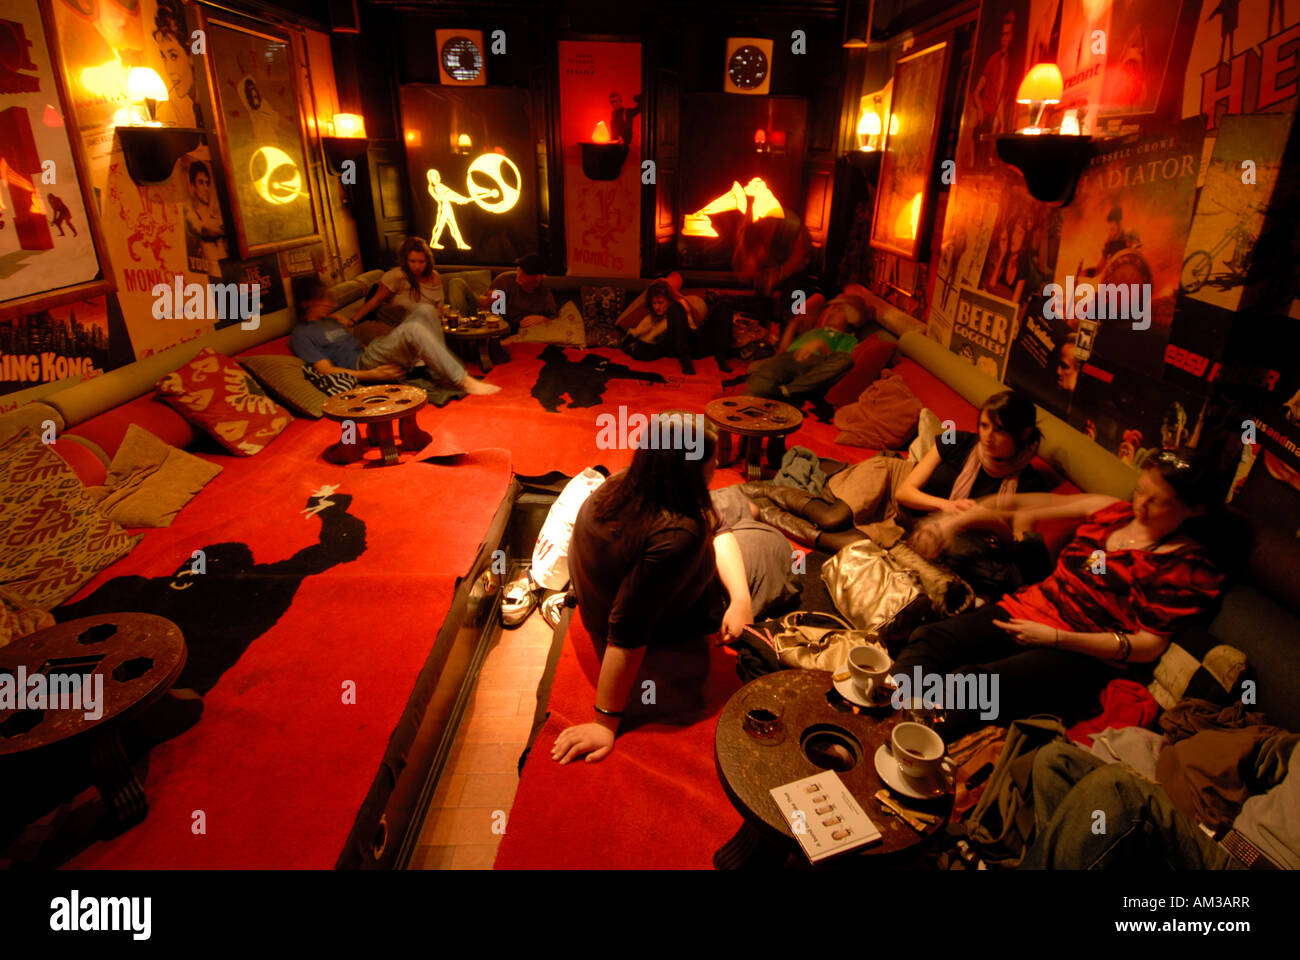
[1015,62,1063,134]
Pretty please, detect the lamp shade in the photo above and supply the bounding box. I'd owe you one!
[333,113,366,138]
[1017,63,1063,104]
[126,67,168,102]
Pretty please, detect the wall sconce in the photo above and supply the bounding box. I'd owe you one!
[754,129,769,154]
[116,127,201,184]
[580,120,628,180]
[995,134,1094,205]
[1016,63,1063,134]
[322,135,369,175]
[405,129,422,147]
[856,102,881,151]
[454,133,472,155]
[332,113,366,138]
[126,67,167,125]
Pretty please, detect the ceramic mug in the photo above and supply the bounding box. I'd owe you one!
[846,644,892,699]
[890,721,955,781]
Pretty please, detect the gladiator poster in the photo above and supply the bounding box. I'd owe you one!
[559,41,642,278]
[1050,118,1203,378]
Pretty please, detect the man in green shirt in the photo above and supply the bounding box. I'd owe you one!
[743,292,869,401]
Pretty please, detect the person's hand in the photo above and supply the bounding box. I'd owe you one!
[363,363,404,382]
[911,520,946,560]
[793,342,821,363]
[993,618,1057,647]
[943,498,978,513]
[719,600,753,644]
[519,314,546,329]
[551,722,615,764]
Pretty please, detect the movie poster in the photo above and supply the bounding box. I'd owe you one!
[1005,309,1080,414]
[1181,0,1300,172]
[1097,0,1184,119]
[181,141,230,280]
[1069,362,1207,463]
[1057,0,1110,134]
[218,253,286,329]
[0,297,110,396]
[956,0,1031,175]
[950,284,1019,380]
[559,41,642,278]
[1050,118,1203,377]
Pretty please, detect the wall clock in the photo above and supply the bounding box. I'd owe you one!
[724,37,773,95]
[437,29,487,86]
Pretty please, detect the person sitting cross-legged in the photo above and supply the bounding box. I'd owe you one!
[290,277,500,395]
[743,292,869,402]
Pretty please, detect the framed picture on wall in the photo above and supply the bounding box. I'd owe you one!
[0,0,116,321]
[198,9,320,258]
[870,41,950,261]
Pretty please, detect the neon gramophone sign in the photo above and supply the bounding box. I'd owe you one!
[425,152,522,250]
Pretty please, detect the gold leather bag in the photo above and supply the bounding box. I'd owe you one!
[820,539,931,649]
[770,611,883,672]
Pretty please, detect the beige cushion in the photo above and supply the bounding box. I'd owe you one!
[907,408,945,464]
[0,429,140,608]
[240,354,330,419]
[85,423,222,528]
[0,402,63,446]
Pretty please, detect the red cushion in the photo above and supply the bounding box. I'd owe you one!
[64,393,199,460]
[51,437,108,487]
[155,347,291,456]
[891,358,979,432]
[824,333,898,408]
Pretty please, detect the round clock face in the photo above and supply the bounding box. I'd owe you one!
[728,44,769,89]
[442,37,483,81]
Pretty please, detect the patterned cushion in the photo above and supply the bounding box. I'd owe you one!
[239,354,331,419]
[302,365,359,397]
[581,285,626,325]
[155,347,291,456]
[0,430,140,609]
[1149,627,1250,710]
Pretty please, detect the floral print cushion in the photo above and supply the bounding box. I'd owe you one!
[156,347,290,456]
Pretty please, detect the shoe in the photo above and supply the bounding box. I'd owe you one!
[540,590,567,629]
[501,573,539,627]
[679,358,696,376]
[717,357,733,373]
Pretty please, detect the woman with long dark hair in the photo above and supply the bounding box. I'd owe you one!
[552,412,754,764]
[891,446,1233,740]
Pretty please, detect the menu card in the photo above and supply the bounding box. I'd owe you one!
[769,771,882,863]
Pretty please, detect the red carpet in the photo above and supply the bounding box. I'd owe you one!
[494,616,746,869]
[53,411,512,869]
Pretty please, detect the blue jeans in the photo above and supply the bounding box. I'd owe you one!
[359,302,466,384]
[1020,743,1240,869]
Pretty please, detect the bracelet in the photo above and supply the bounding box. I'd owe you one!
[593,704,623,718]
[1111,631,1132,663]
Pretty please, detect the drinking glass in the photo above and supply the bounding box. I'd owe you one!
[742,688,785,743]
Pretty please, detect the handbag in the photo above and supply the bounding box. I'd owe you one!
[770,610,885,672]
[820,539,933,653]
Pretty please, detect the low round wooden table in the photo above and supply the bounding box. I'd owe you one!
[705,396,803,481]
[445,316,509,373]
[714,669,952,869]
[321,383,431,466]
[0,613,186,826]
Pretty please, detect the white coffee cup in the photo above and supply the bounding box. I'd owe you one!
[846,644,891,698]
[890,721,953,781]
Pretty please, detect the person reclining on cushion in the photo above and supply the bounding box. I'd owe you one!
[742,292,870,401]
[290,276,500,395]
[619,279,721,375]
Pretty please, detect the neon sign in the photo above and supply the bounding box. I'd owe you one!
[250,146,306,206]
[681,177,783,238]
[426,152,522,250]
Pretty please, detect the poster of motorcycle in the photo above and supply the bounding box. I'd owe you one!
[1050,118,1203,378]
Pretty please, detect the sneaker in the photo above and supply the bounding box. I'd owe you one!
[540,591,566,629]
[501,573,538,627]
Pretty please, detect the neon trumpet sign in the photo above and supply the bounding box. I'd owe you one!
[426,152,522,251]
[681,177,783,238]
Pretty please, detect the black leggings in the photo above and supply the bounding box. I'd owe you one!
[891,604,1116,741]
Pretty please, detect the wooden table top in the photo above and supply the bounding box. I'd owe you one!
[705,396,803,437]
[444,318,508,339]
[715,669,952,858]
[0,613,185,755]
[321,383,428,422]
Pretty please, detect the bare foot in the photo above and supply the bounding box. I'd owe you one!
[461,376,501,395]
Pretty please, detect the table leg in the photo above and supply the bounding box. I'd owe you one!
[325,421,365,464]
[766,432,788,470]
[745,435,764,482]
[716,430,734,467]
[374,422,400,466]
[398,412,432,453]
[713,822,796,870]
[477,340,494,374]
[87,728,147,826]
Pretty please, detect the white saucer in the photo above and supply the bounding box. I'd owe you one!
[833,675,894,708]
[873,744,951,800]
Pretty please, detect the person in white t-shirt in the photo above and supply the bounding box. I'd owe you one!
[350,236,447,326]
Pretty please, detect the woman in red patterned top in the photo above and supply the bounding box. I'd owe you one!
[891,448,1229,740]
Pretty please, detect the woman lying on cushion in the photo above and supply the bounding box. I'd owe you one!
[753,391,1052,595]
[890,446,1230,741]
[552,413,753,765]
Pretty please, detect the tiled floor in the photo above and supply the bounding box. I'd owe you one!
[409,609,555,870]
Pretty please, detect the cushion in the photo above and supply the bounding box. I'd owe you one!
[240,354,331,419]
[581,285,626,325]
[52,435,109,488]
[832,368,923,449]
[891,358,979,433]
[0,429,140,609]
[303,365,359,397]
[63,394,198,460]
[824,332,899,408]
[1149,627,1250,712]
[504,300,587,348]
[84,423,222,528]
[906,407,945,464]
[155,347,291,456]
[0,584,55,650]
